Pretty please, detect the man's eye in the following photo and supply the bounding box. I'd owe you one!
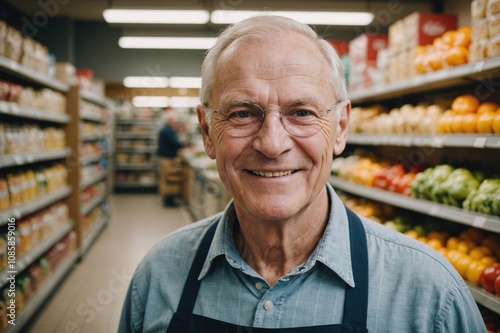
[231,110,252,118]
[290,109,317,117]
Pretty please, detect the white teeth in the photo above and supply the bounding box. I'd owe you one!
[252,170,294,177]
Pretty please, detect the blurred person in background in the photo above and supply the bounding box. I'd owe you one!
[157,111,185,207]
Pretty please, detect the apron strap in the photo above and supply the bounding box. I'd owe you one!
[176,221,218,314]
[342,207,369,328]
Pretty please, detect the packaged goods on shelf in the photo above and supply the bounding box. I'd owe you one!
[348,33,388,90]
[470,0,500,60]
[81,99,109,120]
[4,25,22,63]
[0,79,67,113]
[55,62,77,85]
[0,123,66,154]
[0,21,6,56]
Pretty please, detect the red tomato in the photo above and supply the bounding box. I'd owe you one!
[480,263,500,294]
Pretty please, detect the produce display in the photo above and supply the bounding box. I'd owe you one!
[349,94,500,135]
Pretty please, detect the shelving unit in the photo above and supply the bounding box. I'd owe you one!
[340,55,500,315]
[113,114,160,192]
[0,52,111,331]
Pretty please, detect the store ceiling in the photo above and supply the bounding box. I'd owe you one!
[7,0,438,30]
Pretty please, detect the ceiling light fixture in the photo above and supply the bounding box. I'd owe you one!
[123,76,169,88]
[103,9,210,24]
[168,77,202,89]
[210,10,374,26]
[132,96,170,108]
[118,36,217,49]
[169,96,200,108]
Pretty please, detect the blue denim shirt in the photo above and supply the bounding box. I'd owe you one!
[119,183,486,333]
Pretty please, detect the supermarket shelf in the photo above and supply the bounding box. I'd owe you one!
[0,221,74,288]
[81,192,106,216]
[80,113,108,123]
[349,56,500,103]
[80,152,107,165]
[116,119,157,125]
[347,134,500,149]
[115,163,156,170]
[80,170,108,189]
[0,55,69,92]
[115,147,157,153]
[466,281,500,315]
[4,250,78,333]
[80,215,108,257]
[329,176,500,233]
[114,181,157,187]
[81,134,107,142]
[115,132,155,139]
[0,186,72,226]
[0,101,70,123]
[80,90,108,106]
[0,147,71,168]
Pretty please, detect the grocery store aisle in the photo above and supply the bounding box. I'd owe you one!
[24,194,190,333]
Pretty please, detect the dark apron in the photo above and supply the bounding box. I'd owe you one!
[166,207,369,333]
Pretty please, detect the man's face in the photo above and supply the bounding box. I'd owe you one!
[198,33,349,221]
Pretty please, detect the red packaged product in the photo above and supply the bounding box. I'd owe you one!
[404,12,457,49]
[349,33,388,65]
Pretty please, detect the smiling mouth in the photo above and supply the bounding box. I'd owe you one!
[251,170,295,177]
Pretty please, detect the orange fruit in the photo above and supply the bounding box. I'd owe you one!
[450,114,465,133]
[477,101,499,114]
[451,94,480,114]
[437,247,448,257]
[465,260,487,285]
[429,50,445,71]
[462,113,478,133]
[454,27,472,47]
[457,240,477,254]
[476,111,495,133]
[480,256,497,265]
[446,250,462,266]
[437,110,454,133]
[441,31,456,46]
[427,238,444,251]
[445,46,469,66]
[493,113,500,134]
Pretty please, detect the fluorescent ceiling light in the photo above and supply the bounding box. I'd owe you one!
[123,76,169,88]
[119,37,217,49]
[169,77,202,89]
[103,9,209,24]
[211,10,374,26]
[132,96,169,108]
[169,96,200,108]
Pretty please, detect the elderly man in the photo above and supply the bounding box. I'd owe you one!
[119,15,486,333]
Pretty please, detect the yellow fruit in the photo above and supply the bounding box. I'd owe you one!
[427,238,444,251]
[457,240,477,254]
[446,237,460,250]
[477,101,499,114]
[480,256,497,265]
[455,255,473,277]
[417,236,428,244]
[462,113,478,133]
[404,230,419,239]
[446,250,463,267]
[469,246,493,260]
[450,114,464,133]
[465,260,487,285]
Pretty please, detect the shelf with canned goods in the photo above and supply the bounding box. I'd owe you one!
[346,134,500,149]
[0,101,70,124]
[0,55,69,93]
[0,148,71,169]
[0,221,74,289]
[3,249,79,333]
[349,55,500,104]
[0,186,72,226]
[329,176,500,234]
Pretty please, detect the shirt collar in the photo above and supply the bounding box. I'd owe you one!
[198,183,354,287]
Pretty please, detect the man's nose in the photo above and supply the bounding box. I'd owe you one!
[252,110,292,158]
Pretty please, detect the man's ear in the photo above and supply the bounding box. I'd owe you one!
[333,100,351,156]
[196,105,216,159]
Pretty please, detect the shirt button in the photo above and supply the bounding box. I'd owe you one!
[255,282,263,290]
[264,300,274,311]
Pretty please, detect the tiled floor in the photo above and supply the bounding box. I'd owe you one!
[24,194,190,333]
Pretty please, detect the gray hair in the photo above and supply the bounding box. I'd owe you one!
[200,15,348,122]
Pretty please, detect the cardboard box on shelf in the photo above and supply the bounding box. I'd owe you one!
[56,62,77,84]
[472,0,487,20]
[348,33,388,65]
[388,19,405,54]
[404,12,457,50]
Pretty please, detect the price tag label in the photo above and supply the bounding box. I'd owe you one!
[429,205,439,216]
[13,209,21,219]
[473,137,487,148]
[13,155,24,165]
[25,154,35,163]
[472,216,486,228]
[472,60,485,73]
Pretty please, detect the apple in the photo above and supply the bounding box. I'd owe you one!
[495,274,500,296]
[480,263,500,294]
